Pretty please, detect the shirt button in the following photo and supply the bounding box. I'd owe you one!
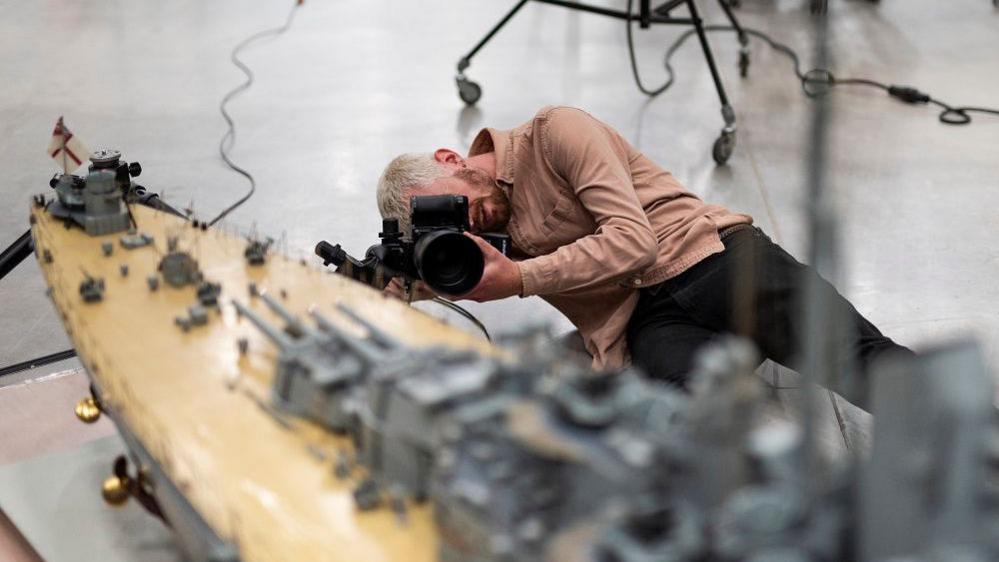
[632,278,642,286]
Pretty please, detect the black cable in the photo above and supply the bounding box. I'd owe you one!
[429,297,492,342]
[626,0,673,96]
[0,349,77,379]
[209,2,301,227]
[625,17,999,126]
[208,4,495,343]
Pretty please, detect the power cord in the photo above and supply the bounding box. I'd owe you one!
[1,7,302,380]
[204,1,494,344]
[206,2,495,343]
[2,1,493,382]
[210,1,302,227]
[626,0,679,96]
[430,297,492,342]
[625,8,999,126]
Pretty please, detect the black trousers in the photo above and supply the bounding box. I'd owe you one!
[626,226,912,402]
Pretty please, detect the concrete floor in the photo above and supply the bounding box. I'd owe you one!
[1,0,997,376]
[0,2,997,558]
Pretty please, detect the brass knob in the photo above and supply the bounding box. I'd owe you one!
[75,397,101,423]
[101,475,130,505]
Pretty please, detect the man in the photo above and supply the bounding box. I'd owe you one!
[377,106,910,403]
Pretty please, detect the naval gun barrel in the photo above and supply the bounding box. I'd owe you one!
[231,299,295,350]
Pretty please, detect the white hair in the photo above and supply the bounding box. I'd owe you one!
[376,153,449,234]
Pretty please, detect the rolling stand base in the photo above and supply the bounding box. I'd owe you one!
[454,0,747,164]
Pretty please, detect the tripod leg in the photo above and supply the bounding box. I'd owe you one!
[717,0,749,77]
[687,0,736,165]
[0,229,34,282]
[455,0,531,105]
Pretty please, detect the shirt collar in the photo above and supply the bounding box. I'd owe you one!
[469,127,515,187]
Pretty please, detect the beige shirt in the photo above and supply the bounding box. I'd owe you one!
[469,106,752,370]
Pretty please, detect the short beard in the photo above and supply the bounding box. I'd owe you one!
[454,168,512,232]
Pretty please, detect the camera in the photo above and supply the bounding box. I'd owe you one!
[316,195,509,296]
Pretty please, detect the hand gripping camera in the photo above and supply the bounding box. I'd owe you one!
[316,195,510,296]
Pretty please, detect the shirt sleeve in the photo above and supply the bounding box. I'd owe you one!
[518,108,657,297]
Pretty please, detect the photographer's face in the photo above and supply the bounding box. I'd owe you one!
[418,167,512,233]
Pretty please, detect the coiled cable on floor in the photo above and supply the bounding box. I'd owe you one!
[626,0,675,96]
[624,7,999,126]
[210,1,302,226]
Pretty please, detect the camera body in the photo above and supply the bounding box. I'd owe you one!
[410,194,469,240]
[410,194,510,259]
[317,195,509,296]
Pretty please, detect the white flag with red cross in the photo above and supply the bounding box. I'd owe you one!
[47,116,90,174]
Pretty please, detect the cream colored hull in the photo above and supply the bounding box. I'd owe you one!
[31,203,493,562]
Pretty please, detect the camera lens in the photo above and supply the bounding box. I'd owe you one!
[413,231,484,295]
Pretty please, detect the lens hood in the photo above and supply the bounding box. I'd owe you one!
[413,231,484,295]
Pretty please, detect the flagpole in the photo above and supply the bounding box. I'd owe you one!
[60,117,69,174]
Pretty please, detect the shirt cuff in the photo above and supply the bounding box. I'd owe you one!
[518,258,554,297]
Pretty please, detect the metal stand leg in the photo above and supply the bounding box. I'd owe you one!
[448,0,739,164]
[455,0,531,105]
[687,0,737,165]
[0,228,81,379]
[0,229,33,281]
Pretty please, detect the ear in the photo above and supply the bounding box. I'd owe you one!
[433,148,465,169]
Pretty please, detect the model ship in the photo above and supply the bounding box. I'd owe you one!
[29,150,999,562]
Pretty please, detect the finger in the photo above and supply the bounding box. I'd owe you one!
[384,279,407,299]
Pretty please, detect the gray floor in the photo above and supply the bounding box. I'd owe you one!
[0,434,180,562]
[0,3,996,557]
[1,0,997,375]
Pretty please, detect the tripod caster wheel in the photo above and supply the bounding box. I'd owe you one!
[738,51,750,78]
[712,132,736,165]
[456,77,482,106]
